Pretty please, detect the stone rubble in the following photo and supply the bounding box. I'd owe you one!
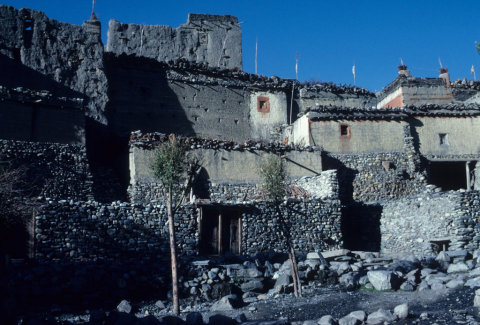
[16,247,480,324]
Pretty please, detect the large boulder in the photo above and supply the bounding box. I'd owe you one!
[338,315,361,325]
[348,311,366,322]
[367,271,400,291]
[447,262,469,274]
[318,315,338,325]
[330,262,351,275]
[240,280,264,292]
[210,294,243,311]
[211,283,232,299]
[465,277,480,288]
[273,274,290,293]
[394,303,409,319]
[366,308,396,324]
[236,268,263,278]
[117,300,132,313]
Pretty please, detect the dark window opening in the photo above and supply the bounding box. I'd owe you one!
[4,213,34,259]
[257,97,270,113]
[430,239,450,254]
[340,124,350,137]
[429,161,467,191]
[200,207,242,256]
[439,133,448,145]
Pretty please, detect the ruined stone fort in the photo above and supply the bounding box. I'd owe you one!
[2,5,480,297]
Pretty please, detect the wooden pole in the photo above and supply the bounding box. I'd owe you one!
[291,247,302,297]
[255,37,258,75]
[289,252,298,297]
[167,190,180,315]
[466,161,471,190]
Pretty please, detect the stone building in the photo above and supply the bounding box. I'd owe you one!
[2,4,480,269]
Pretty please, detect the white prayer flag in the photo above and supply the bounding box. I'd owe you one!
[352,65,355,75]
[471,65,475,74]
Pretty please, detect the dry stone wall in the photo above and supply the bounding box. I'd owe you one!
[25,197,341,300]
[381,188,480,254]
[0,140,92,201]
[241,199,342,255]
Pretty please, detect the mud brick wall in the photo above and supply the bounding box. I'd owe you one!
[106,14,242,70]
[0,5,108,124]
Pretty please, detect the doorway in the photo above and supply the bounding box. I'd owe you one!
[199,206,242,256]
[428,161,476,191]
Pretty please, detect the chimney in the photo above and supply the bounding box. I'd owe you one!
[439,72,450,87]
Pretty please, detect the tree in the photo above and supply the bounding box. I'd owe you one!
[258,154,302,297]
[258,153,288,203]
[149,134,199,315]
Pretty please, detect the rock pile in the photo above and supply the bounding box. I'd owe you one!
[107,53,374,96]
[18,247,480,324]
[129,131,323,153]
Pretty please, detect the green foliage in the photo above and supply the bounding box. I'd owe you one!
[149,135,189,207]
[477,42,480,55]
[229,275,242,287]
[258,154,288,203]
[360,285,394,292]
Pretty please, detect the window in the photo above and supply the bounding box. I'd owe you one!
[339,124,350,138]
[24,19,32,31]
[439,133,448,145]
[257,97,270,113]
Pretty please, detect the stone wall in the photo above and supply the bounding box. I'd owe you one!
[299,86,376,111]
[377,76,453,108]
[106,14,242,70]
[0,6,108,124]
[322,125,424,203]
[380,189,480,254]
[0,140,92,201]
[241,199,342,255]
[24,196,341,300]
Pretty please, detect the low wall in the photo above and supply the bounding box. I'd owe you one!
[242,198,342,255]
[380,189,480,254]
[20,196,341,302]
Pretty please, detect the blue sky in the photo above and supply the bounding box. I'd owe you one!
[4,0,480,92]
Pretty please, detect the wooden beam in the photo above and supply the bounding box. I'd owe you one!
[466,161,471,190]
